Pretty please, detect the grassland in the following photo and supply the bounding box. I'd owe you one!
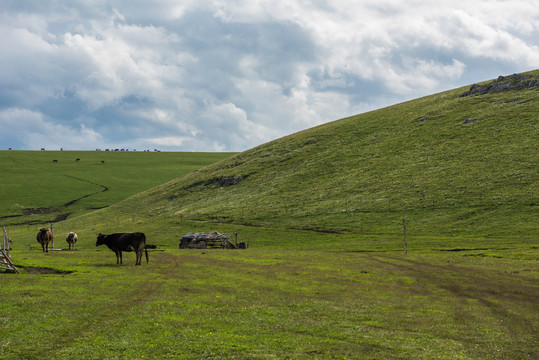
[0,150,234,226]
[1,71,538,359]
[1,232,537,359]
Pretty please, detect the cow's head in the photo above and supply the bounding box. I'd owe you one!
[96,233,107,246]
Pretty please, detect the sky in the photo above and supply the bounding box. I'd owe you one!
[1,1,538,152]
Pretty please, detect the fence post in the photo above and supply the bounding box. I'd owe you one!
[3,226,9,258]
[50,222,54,249]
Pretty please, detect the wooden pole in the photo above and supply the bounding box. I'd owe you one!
[2,226,8,257]
[1,226,19,273]
[50,222,54,249]
[403,211,407,255]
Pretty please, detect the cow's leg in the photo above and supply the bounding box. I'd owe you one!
[41,243,45,252]
[135,250,141,265]
[119,251,123,264]
[45,242,48,253]
[115,251,120,264]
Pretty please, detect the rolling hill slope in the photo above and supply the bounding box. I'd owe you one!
[107,71,538,239]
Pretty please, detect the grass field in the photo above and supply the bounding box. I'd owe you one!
[1,214,538,360]
[1,229,537,359]
[1,71,538,359]
[0,150,234,226]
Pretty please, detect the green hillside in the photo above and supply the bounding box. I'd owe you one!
[108,71,538,240]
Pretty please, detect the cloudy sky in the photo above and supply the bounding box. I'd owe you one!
[1,1,538,152]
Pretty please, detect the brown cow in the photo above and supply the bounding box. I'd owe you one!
[66,232,78,251]
[36,228,53,253]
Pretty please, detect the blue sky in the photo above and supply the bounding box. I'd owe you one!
[1,0,538,152]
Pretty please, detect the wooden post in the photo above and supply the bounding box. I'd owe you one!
[403,211,407,255]
[50,222,54,249]
[2,226,8,257]
[1,226,19,273]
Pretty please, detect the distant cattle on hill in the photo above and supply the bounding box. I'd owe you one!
[66,232,77,250]
[96,232,149,265]
[36,228,53,253]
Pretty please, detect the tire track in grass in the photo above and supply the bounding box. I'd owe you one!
[368,254,538,355]
[33,255,173,359]
[370,254,537,305]
[61,174,109,207]
[0,175,109,225]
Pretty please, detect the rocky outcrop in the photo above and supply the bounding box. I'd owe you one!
[459,73,539,97]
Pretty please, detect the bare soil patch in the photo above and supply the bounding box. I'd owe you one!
[20,267,73,275]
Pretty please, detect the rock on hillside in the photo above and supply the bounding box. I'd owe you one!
[459,73,539,97]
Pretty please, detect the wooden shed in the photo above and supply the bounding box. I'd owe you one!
[178,232,247,249]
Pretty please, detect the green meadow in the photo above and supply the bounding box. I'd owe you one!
[1,71,538,359]
[0,150,234,226]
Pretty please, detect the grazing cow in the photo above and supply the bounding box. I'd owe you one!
[76,158,80,162]
[96,232,149,265]
[66,232,78,250]
[52,159,58,163]
[36,228,53,253]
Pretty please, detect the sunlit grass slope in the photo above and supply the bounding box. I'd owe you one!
[112,70,538,240]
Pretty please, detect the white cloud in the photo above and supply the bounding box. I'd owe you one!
[61,20,188,110]
[144,136,189,148]
[0,1,537,152]
[0,108,104,150]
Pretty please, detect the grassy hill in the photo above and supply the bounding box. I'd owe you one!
[104,70,538,242]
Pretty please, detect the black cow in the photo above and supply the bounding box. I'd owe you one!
[96,232,149,265]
